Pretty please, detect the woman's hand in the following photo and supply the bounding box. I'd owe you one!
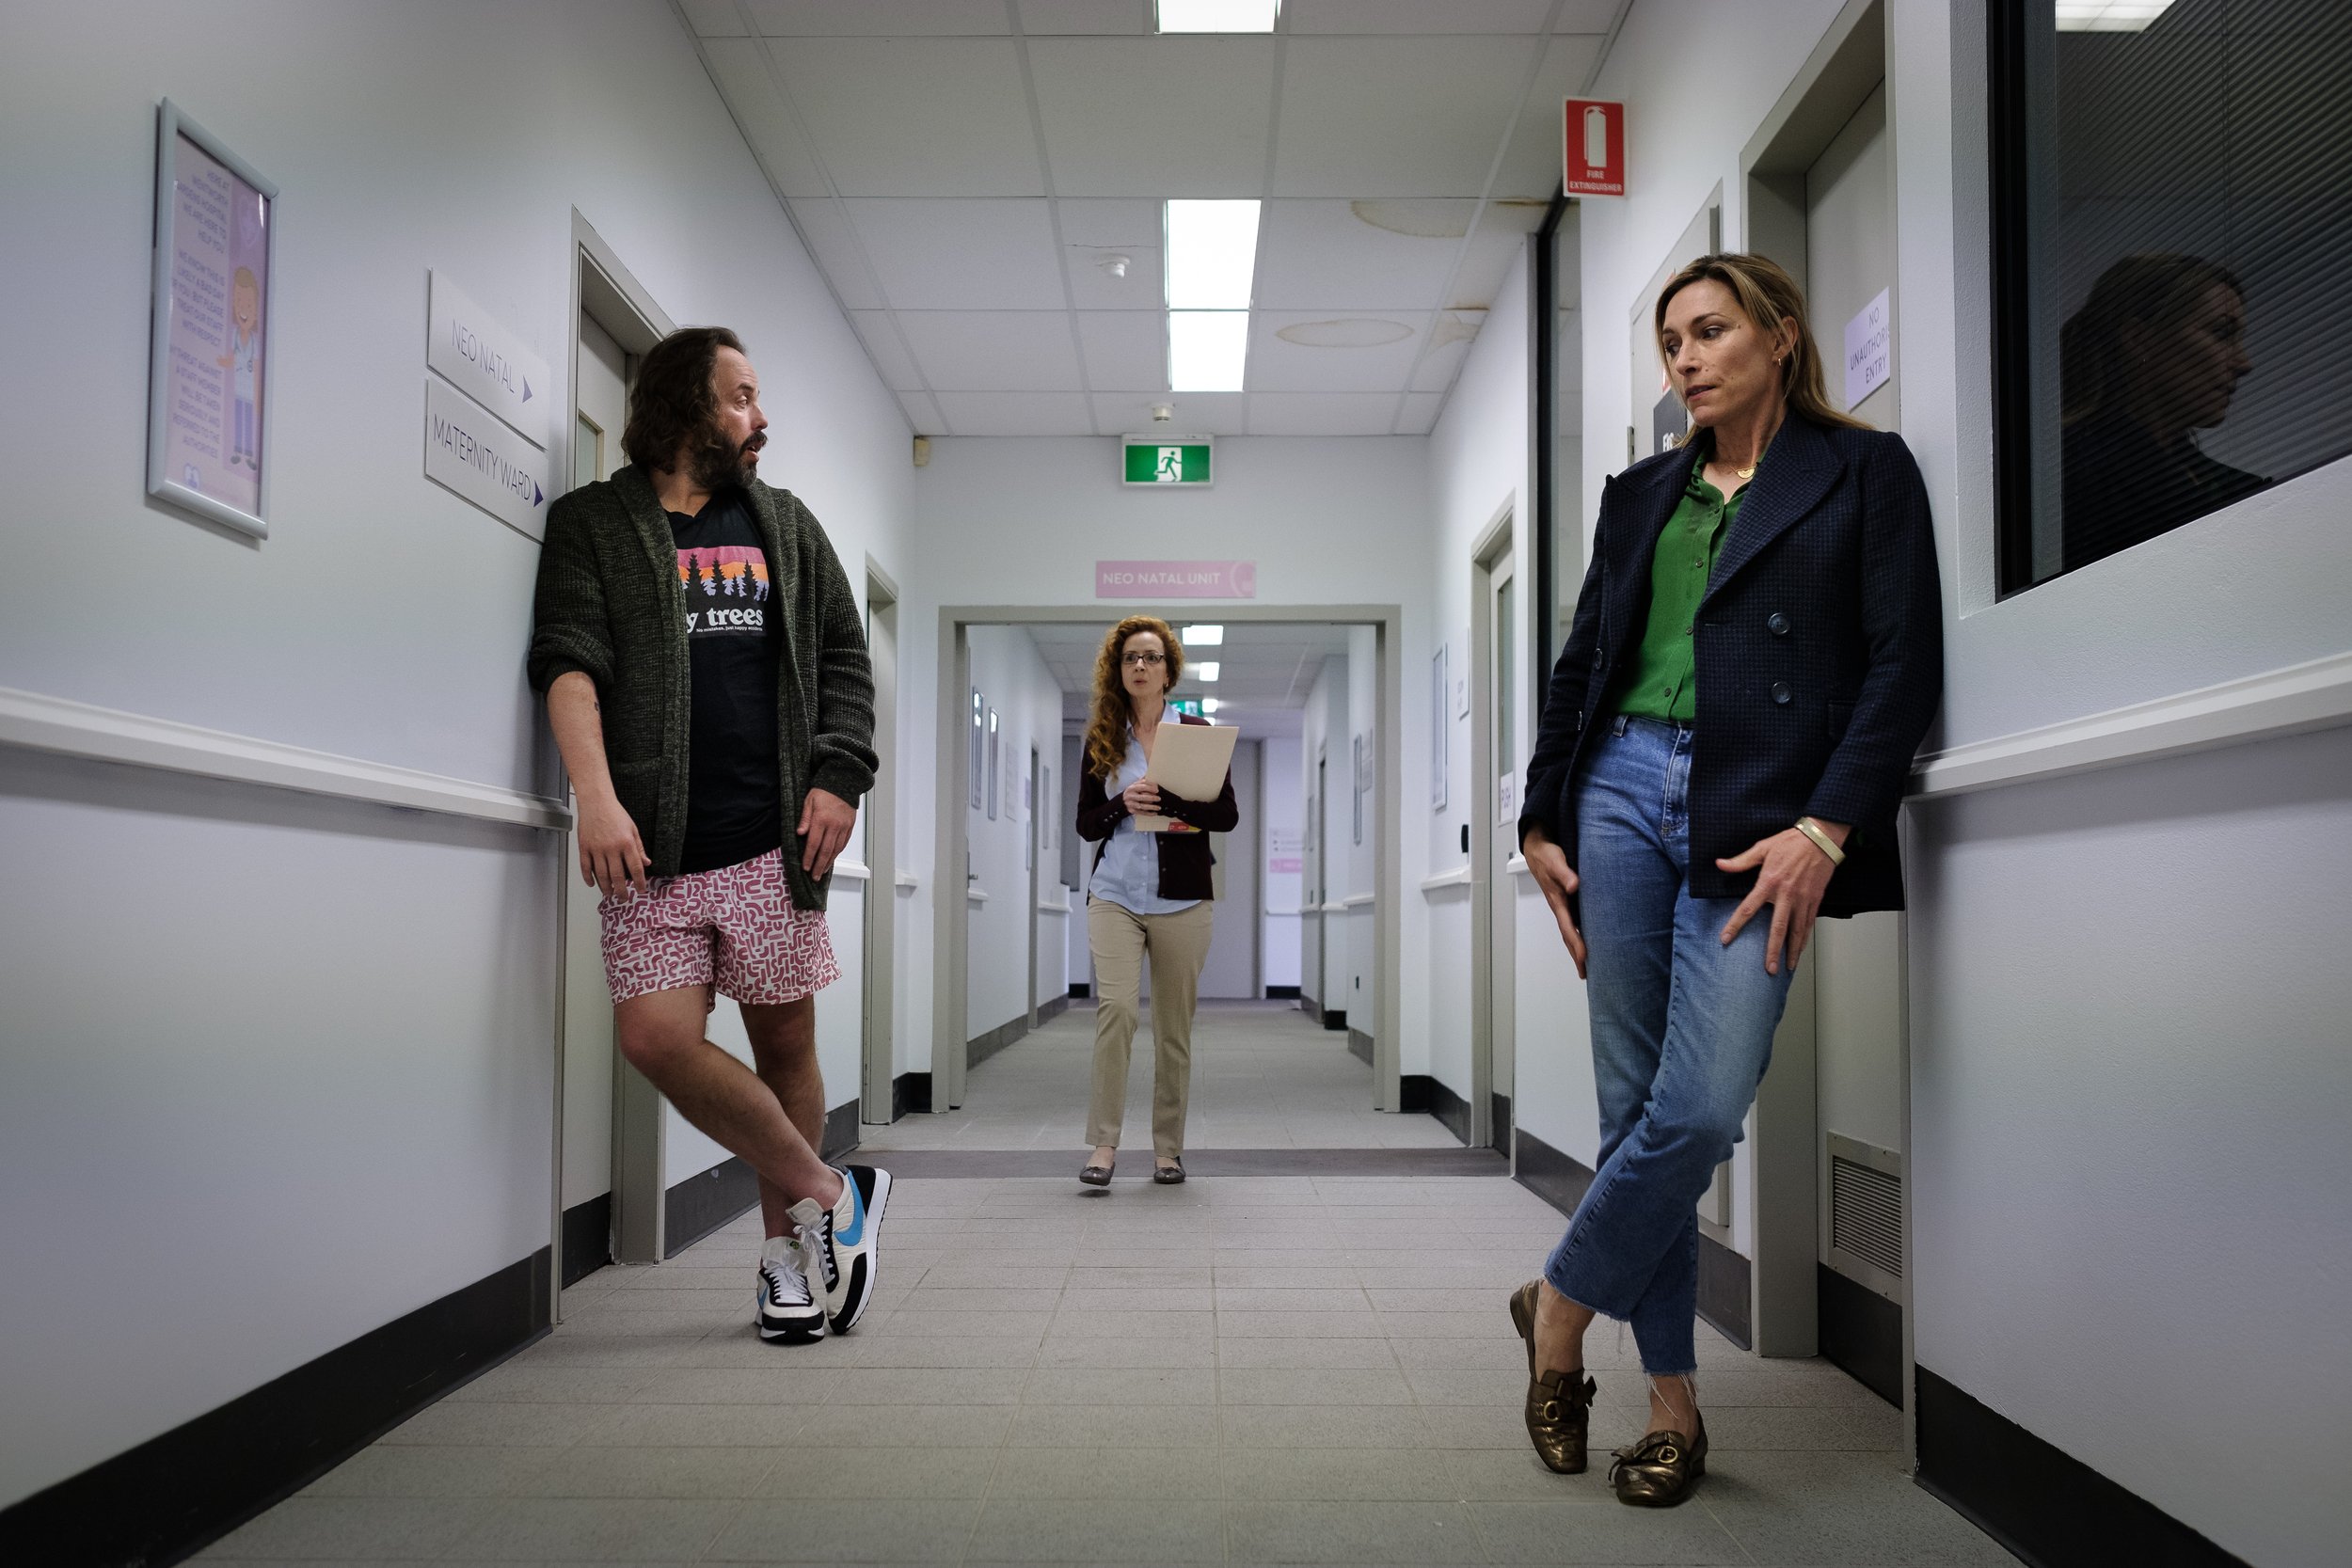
[1521,827,1588,979]
[1120,780,1162,816]
[1714,819,1849,975]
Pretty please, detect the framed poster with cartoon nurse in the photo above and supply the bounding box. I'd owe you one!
[146,101,278,538]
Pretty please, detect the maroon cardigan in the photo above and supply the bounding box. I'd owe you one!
[1074,713,1241,903]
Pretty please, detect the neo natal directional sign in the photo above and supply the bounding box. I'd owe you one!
[424,377,550,538]
[427,273,551,451]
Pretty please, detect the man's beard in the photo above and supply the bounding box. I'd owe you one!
[687,427,763,492]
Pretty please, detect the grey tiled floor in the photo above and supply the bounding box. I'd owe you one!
[198,1002,2012,1564]
[862,1000,1462,1152]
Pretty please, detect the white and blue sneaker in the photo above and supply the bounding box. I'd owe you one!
[755,1233,826,1343]
[788,1164,891,1334]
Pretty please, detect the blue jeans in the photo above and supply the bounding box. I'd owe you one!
[1543,716,1794,1375]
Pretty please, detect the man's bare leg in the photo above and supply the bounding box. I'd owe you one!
[613,988,842,1211]
[742,997,826,1240]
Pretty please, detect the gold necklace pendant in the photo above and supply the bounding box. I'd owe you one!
[1736,463,1756,480]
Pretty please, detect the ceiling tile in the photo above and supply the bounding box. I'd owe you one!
[745,0,1010,35]
[1406,327,1476,392]
[1248,310,1423,392]
[1247,392,1405,435]
[787,199,886,309]
[1255,199,1476,310]
[772,39,1043,197]
[1074,312,1167,388]
[1397,391,1447,434]
[839,200,1067,309]
[1284,0,1555,32]
[1090,390,1248,436]
[897,312,1084,390]
[1446,199,1548,308]
[1553,1,1622,31]
[931,391,1095,435]
[849,311,929,389]
[1055,198,1162,246]
[898,388,946,431]
[1029,38,1278,198]
[1274,37,1533,198]
[678,0,750,37]
[1017,0,1151,32]
[1491,33,1608,198]
[1064,245,1165,308]
[702,40,831,199]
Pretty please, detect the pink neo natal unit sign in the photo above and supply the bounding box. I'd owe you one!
[1096,561,1258,600]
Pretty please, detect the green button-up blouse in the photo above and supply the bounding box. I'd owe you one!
[1613,460,1748,724]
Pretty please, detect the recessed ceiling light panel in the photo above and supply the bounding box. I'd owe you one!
[1168,312,1248,392]
[1183,625,1225,645]
[1156,0,1279,33]
[2055,0,2176,29]
[1191,661,1221,683]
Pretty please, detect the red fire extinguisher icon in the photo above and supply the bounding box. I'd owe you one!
[1583,104,1608,175]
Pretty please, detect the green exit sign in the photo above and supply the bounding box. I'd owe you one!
[1122,435,1214,486]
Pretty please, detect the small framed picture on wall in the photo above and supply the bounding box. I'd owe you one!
[147,101,278,539]
[986,708,1000,820]
[1431,645,1448,813]
[969,689,985,810]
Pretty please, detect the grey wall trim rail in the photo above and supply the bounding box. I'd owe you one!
[0,686,572,831]
[1909,651,2352,800]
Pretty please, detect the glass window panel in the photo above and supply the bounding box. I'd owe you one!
[1994,0,2352,591]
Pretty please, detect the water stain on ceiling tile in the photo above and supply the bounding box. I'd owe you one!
[1276,318,1417,347]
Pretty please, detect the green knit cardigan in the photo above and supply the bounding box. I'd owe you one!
[528,465,876,909]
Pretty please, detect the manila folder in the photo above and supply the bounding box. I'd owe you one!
[1135,721,1239,833]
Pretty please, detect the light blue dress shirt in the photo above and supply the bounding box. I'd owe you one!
[1089,704,1202,918]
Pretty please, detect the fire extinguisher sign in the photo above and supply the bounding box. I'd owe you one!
[1564,99,1625,197]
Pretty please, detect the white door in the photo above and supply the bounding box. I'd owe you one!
[1486,556,1519,1130]
[557,309,628,1277]
[1804,77,1909,1383]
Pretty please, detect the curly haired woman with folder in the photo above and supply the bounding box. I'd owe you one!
[1072,615,1238,1186]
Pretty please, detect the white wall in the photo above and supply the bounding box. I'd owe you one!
[0,0,910,1508]
[964,626,1065,1040]
[903,436,1435,1074]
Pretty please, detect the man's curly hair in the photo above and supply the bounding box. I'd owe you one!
[621,325,744,470]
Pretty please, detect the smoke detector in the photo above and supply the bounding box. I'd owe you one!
[1097,253,1132,279]
[1151,403,1175,422]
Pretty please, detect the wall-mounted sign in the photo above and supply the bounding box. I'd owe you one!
[1844,288,1892,410]
[428,272,551,450]
[424,377,550,538]
[1122,434,1214,485]
[1095,560,1258,599]
[1564,99,1626,198]
[146,101,278,539]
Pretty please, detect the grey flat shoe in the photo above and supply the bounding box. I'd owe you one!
[1152,1160,1185,1184]
[1079,1161,1113,1187]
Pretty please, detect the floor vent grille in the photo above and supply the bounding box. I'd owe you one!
[1828,1135,1903,1290]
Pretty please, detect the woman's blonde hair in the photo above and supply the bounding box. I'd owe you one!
[1653,252,1869,443]
[1084,615,1184,781]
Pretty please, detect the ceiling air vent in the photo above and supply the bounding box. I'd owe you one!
[1826,1132,1902,1301]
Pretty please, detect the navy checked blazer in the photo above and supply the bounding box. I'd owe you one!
[1518,415,1944,919]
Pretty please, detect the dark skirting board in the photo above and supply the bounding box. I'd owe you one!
[1915,1365,2249,1568]
[0,1250,548,1568]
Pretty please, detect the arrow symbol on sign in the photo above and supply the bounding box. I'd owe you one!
[521,375,532,403]
[532,482,544,506]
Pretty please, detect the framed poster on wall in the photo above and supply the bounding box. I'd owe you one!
[986,708,999,820]
[1351,733,1368,847]
[147,101,278,539]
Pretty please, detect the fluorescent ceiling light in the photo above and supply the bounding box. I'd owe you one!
[1201,697,1222,715]
[1168,311,1248,392]
[2055,0,2175,30]
[1184,625,1225,645]
[1191,662,1220,683]
[1156,0,1278,33]
[1167,200,1261,309]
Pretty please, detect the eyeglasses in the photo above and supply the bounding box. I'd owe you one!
[1120,652,1167,668]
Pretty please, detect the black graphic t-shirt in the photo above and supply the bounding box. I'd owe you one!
[669,490,783,874]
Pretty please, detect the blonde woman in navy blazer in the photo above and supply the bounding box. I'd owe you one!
[1507,254,1943,1506]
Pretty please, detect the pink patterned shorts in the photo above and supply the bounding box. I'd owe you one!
[598,847,840,1008]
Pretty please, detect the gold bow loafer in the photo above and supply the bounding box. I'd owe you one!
[1508,1281,1596,1473]
[1608,1417,1708,1507]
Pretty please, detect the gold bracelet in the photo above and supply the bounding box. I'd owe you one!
[1793,816,1846,866]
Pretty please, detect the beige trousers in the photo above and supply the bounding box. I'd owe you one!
[1085,895,1216,1158]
